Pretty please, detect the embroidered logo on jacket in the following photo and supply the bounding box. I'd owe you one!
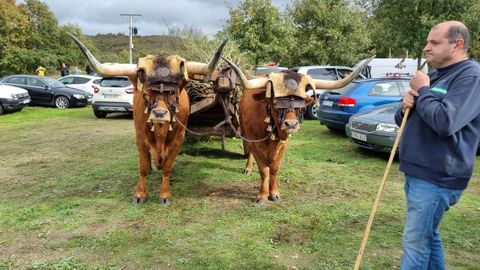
[431,86,448,95]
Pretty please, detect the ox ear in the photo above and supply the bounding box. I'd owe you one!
[135,68,147,92]
[304,96,314,105]
[180,61,188,82]
[252,91,266,102]
[265,81,274,99]
[306,83,319,106]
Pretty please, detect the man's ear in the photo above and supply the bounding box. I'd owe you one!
[305,96,314,105]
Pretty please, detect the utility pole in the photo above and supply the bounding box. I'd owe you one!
[120,13,142,64]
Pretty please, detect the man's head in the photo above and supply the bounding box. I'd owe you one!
[424,21,469,69]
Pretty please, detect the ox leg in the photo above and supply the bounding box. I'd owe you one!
[268,170,281,201]
[158,144,182,205]
[268,162,282,201]
[243,152,254,175]
[268,145,286,202]
[159,173,172,205]
[133,146,151,205]
[256,162,270,204]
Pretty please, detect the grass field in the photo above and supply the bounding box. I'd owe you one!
[0,106,479,270]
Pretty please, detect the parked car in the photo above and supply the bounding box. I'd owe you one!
[58,74,101,94]
[290,65,366,119]
[92,76,134,118]
[316,77,410,131]
[0,83,31,114]
[345,102,401,153]
[253,65,288,75]
[346,101,480,153]
[0,75,92,108]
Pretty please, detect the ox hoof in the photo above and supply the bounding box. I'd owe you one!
[132,197,147,205]
[268,194,281,201]
[243,169,252,176]
[255,198,266,205]
[159,197,171,205]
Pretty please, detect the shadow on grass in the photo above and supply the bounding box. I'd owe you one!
[104,113,133,120]
[180,146,245,160]
[354,147,399,162]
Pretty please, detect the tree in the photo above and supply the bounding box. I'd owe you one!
[461,1,480,60]
[286,0,372,67]
[0,0,30,76]
[372,0,475,64]
[222,0,293,66]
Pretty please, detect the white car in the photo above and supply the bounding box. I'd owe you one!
[58,75,101,94]
[92,76,134,118]
[0,83,31,115]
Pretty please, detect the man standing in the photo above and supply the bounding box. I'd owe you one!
[395,21,480,269]
[60,63,70,77]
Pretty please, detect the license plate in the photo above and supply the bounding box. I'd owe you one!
[351,131,367,141]
[322,100,333,106]
[102,94,120,99]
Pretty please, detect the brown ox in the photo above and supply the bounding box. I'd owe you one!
[225,57,373,203]
[68,33,226,204]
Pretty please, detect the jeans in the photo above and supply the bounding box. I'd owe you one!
[400,175,463,270]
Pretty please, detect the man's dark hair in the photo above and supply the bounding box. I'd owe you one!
[447,24,470,52]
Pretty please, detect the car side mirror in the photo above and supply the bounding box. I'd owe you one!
[43,85,49,90]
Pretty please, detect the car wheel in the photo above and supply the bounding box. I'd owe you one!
[305,102,318,119]
[54,96,70,108]
[93,110,107,118]
[0,104,4,115]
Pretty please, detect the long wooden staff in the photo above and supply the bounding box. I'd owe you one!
[353,61,427,270]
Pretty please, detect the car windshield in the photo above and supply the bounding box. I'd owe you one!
[100,78,131,87]
[307,68,337,80]
[43,77,65,88]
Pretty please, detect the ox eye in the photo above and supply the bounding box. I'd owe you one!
[137,69,147,83]
[284,79,298,91]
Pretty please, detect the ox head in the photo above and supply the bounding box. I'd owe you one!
[224,56,374,135]
[67,33,227,125]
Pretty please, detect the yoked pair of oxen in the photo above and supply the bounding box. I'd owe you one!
[68,34,372,205]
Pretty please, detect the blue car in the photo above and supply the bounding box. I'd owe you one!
[317,77,410,131]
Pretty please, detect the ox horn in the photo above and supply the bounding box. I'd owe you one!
[313,55,375,89]
[186,39,228,75]
[67,32,137,77]
[222,57,268,89]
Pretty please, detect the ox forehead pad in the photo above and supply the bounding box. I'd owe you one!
[265,72,310,99]
[137,55,188,86]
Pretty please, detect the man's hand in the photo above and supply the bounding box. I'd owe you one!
[410,70,430,91]
[402,89,418,113]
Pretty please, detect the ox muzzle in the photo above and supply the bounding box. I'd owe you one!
[144,82,180,128]
[273,96,305,133]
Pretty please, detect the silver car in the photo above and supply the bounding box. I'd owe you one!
[345,102,401,153]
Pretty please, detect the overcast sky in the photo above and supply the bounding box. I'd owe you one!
[40,0,289,36]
